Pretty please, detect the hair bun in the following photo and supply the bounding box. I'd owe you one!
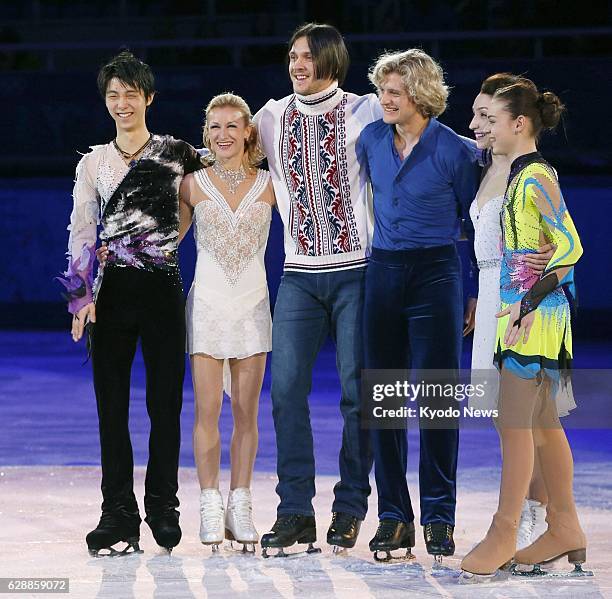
[538,91,565,130]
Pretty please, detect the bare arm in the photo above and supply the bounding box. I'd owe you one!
[178,175,195,243]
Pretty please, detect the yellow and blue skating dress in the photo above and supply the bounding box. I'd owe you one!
[494,152,583,404]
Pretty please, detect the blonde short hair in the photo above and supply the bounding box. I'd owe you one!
[368,49,449,118]
[202,92,264,169]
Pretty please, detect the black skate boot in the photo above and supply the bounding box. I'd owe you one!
[260,514,321,558]
[145,510,181,554]
[86,511,142,557]
[327,512,362,554]
[424,522,455,563]
[369,519,415,562]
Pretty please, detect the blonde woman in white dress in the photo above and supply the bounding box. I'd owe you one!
[467,73,559,550]
[179,93,275,552]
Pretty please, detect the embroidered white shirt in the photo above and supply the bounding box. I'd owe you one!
[255,83,382,272]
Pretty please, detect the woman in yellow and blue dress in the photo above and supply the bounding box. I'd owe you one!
[460,79,587,581]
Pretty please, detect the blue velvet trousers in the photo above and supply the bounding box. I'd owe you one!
[364,245,462,526]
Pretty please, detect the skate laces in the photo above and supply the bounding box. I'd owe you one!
[331,512,356,531]
[517,504,535,544]
[274,514,301,530]
[200,490,224,528]
[425,523,452,544]
[229,490,254,528]
[376,520,399,539]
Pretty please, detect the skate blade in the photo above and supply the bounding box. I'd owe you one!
[458,568,510,584]
[373,549,415,563]
[511,563,594,578]
[262,543,321,559]
[431,558,457,576]
[331,545,350,557]
[89,540,143,558]
[206,542,223,554]
[227,540,257,554]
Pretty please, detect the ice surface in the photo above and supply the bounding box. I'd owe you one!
[0,467,610,598]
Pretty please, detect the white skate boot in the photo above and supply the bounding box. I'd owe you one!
[199,488,224,552]
[517,499,547,549]
[225,487,258,553]
[517,499,534,550]
[530,500,547,542]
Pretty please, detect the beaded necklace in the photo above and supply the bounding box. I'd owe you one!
[113,134,153,168]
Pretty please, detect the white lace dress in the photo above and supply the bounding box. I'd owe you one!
[469,195,504,409]
[186,168,272,362]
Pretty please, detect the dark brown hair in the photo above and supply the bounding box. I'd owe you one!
[288,23,349,85]
[97,50,155,100]
[494,78,565,140]
[480,72,520,96]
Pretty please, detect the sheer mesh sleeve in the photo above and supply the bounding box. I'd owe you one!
[57,153,99,314]
[518,164,583,320]
[180,140,204,175]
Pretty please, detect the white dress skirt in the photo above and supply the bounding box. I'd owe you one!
[186,168,272,393]
[469,196,503,410]
[468,195,575,416]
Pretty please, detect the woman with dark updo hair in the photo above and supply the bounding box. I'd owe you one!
[460,80,587,581]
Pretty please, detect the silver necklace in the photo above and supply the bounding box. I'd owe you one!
[212,161,246,194]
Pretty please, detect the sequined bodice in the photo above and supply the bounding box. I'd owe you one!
[469,195,504,268]
[193,169,271,286]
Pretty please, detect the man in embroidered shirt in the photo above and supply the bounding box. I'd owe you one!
[357,49,480,560]
[255,23,381,553]
[59,51,202,556]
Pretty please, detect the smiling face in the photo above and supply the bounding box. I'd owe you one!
[469,92,494,150]
[104,77,152,132]
[205,106,251,162]
[377,72,419,127]
[487,98,521,156]
[288,36,335,96]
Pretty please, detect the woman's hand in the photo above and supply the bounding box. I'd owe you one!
[463,297,477,336]
[496,300,535,347]
[523,243,555,274]
[96,242,109,267]
[72,303,96,342]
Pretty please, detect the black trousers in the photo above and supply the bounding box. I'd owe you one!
[91,265,185,518]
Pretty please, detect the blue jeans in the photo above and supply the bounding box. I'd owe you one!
[271,268,372,519]
[364,246,462,526]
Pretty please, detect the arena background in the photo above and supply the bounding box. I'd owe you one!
[1,0,611,334]
[1,3,611,597]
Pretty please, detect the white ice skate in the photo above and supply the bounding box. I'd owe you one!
[517,499,547,550]
[531,501,547,541]
[225,487,259,553]
[199,488,225,552]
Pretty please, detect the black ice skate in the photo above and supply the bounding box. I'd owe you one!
[86,511,142,558]
[369,519,415,562]
[327,512,362,555]
[145,510,181,554]
[424,522,455,564]
[260,514,321,558]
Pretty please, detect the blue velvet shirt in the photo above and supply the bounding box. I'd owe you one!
[357,117,480,295]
